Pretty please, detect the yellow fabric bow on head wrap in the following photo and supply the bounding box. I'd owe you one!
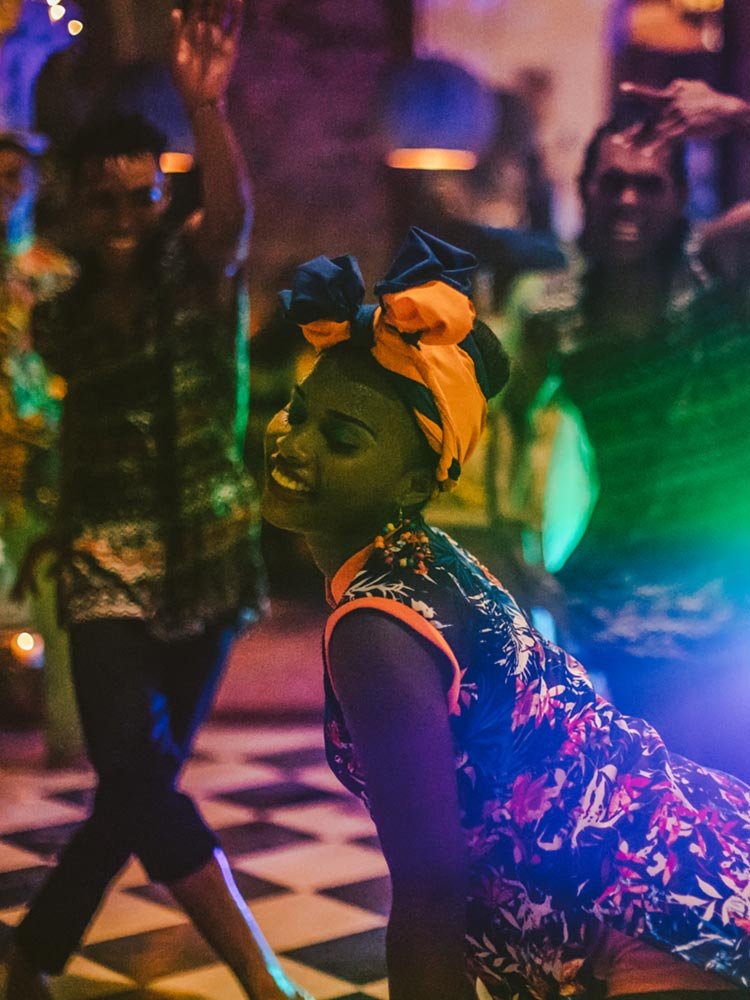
[279,227,490,490]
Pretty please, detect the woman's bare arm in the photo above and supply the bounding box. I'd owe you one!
[329,610,476,1000]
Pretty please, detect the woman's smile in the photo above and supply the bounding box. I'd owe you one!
[268,458,315,497]
[260,350,432,547]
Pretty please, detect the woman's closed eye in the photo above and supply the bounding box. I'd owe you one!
[323,422,363,454]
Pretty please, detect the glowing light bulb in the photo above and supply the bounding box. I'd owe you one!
[49,4,66,22]
[672,0,723,11]
[386,148,477,171]
[47,374,67,401]
[159,152,194,174]
[16,632,35,652]
[68,19,83,35]
[10,630,45,667]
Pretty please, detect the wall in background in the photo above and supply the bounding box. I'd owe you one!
[414,0,611,238]
[8,0,409,327]
[231,0,408,328]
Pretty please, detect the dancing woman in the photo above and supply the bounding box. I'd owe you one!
[262,227,750,1000]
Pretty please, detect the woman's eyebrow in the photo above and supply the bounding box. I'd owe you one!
[326,409,377,438]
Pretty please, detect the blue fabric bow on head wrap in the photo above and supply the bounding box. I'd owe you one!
[281,227,489,490]
[374,225,476,297]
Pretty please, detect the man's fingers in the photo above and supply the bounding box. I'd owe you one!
[647,110,688,144]
[616,120,666,150]
[178,4,202,46]
[170,7,185,38]
[619,121,650,143]
[174,0,240,42]
[620,81,673,104]
[183,0,200,24]
[205,0,222,24]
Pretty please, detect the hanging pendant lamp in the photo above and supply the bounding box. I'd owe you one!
[380,57,497,171]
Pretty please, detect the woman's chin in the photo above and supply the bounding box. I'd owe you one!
[260,491,307,533]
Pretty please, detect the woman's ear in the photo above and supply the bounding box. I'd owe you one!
[398,467,436,511]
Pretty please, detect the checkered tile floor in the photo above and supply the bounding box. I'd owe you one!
[0,721,392,999]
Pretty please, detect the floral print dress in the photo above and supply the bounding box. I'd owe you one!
[323,516,750,999]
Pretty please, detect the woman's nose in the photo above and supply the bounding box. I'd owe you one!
[276,426,311,465]
[266,409,291,438]
[266,412,311,465]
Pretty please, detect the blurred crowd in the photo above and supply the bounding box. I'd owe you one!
[2,3,750,995]
[2,31,750,791]
[253,73,750,783]
[422,77,750,782]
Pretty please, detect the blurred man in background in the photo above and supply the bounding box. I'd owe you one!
[498,78,750,780]
[3,2,310,998]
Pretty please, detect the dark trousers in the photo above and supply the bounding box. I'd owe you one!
[15,618,234,974]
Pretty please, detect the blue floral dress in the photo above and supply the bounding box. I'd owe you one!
[323,516,750,999]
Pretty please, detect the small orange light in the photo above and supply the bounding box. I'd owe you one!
[68,19,83,35]
[672,0,723,11]
[47,374,67,401]
[386,147,477,171]
[159,152,195,174]
[16,632,35,653]
[629,0,705,52]
[10,631,44,667]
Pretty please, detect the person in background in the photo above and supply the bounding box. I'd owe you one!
[498,79,750,780]
[263,227,750,1000]
[696,199,750,315]
[2,3,310,999]
[0,128,80,764]
[415,89,564,601]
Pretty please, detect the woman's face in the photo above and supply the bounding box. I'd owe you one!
[262,350,431,541]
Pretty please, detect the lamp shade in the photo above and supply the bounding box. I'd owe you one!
[627,0,710,52]
[0,0,23,34]
[381,58,497,170]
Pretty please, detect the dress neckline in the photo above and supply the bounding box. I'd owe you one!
[326,542,376,607]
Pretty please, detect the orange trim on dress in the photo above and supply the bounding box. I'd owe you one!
[324,596,462,716]
[326,544,376,607]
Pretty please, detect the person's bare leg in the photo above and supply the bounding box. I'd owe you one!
[168,848,314,1000]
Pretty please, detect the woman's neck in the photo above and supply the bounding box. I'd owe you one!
[305,525,382,581]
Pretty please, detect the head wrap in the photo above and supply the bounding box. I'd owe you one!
[280,227,490,491]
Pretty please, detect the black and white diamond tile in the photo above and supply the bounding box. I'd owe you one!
[321,877,391,918]
[252,745,329,771]
[0,721,392,998]
[217,780,342,810]
[284,928,388,985]
[215,819,315,856]
[3,820,85,859]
